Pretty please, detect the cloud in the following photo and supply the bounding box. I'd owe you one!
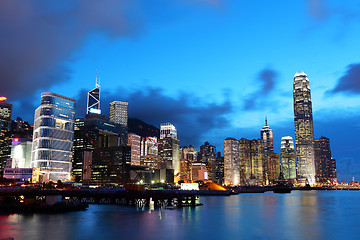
[0,0,143,100]
[74,87,233,147]
[243,68,278,110]
[307,0,330,21]
[327,63,360,94]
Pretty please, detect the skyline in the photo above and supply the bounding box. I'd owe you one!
[1,1,360,181]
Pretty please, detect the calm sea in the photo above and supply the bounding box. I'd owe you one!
[0,190,359,240]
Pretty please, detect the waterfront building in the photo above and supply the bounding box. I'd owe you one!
[128,133,141,166]
[197,141,217,182]
[179,145,197,182]
[0,98,12,175]
[72,117,131,184]
[224,138,240,186]
[293,72,316,185]
[31,92,76,182]
[158,123,180,182]
[260,117,274,183]
[191,162,208,181]
[329,158,337,183]
[215,152,224,184]
[267,152,280,184]
[314,136,333,183]
[280,136,296,181]
[10,138,32,168]
[239,138,265,185]
[140,154,158,169]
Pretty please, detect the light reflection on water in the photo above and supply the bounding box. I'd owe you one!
[0,191,359,240]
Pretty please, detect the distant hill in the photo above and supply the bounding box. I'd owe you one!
[128,118,160,138]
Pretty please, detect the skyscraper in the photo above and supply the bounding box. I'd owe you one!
[197,141,217,182]
[0,98,12,175]
[293,72,316,185]
[87,81,101,114]
[128,133,141,166]
[31,92,76,182]
[224,138,240,186]
[260,117,273,183]
[109,101,128,145]
[109,101,128,127]
[280,136,296,181]
[314,136,332,183]
[179,145,197,182]
[158,123,180,182]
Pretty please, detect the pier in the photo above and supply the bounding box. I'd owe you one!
[0,188,201,208]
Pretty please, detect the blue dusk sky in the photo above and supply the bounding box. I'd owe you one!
[1,0,360,181]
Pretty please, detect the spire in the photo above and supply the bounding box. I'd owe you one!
[265,116,267,126]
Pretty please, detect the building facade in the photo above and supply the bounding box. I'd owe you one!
[31,92,76,182]
[280,136,296,181]
[197,141,217,182]
[179,145,197,182]
[260,119,274,183]
[314,136,333,183]
[109,101,128,146]
[0,99,12,175]
[224,138,240,186]
[128,133,141,166]
[293,72,316,185]
[267,152,280,184]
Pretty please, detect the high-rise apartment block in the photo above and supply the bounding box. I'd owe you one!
[267,152,280,184]
[280,136,296,181]
[293,72,316,185]
[31,92,76,182]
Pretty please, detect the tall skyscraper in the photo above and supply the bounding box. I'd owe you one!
[224,138,240,186]
[197,141,217,182]
[314,136,332,183]
[239,138,265,185]
[109,101,128,146]
[293,72,316,185]
[280,136,296,181]
[31,92,76,182]
[87,81,101,114]
[267,152,280,184]
[158,123,180,182]
[179,145,197,182]
[0,98,12,175]
[260,117,273,183]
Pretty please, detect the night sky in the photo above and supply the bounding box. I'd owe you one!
[1,0,360,181]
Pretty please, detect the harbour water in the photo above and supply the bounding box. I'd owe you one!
[0,190,359,240]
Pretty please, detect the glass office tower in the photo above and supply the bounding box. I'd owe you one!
[293,72,316,185]
[31,92,76,182]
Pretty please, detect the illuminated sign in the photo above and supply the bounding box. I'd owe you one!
[180,183,199,190]
[0,97,7,101]
[89,108,101,114]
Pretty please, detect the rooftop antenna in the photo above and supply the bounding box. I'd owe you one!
[95,69,100,88]
[265,116,268,126]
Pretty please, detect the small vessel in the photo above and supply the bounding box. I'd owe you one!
[273,171,292,193]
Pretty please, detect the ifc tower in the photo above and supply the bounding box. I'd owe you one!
[293,72,316,185]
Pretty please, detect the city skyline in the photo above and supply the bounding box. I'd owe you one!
[0,1,360,181]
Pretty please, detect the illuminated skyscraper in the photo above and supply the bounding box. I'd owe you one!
[293,72,316,185]
[160,123,177,139]
[180,145,197,182]
[128,133,141,166]
[0,98,12,175]
[197,141,217,182]
[87,81,101,114]
[224,138,240,186]
[158,123,180,182]
[280,136,296,180]
[31,92,76,182]
[109,101,128,127]
[314,136,332,183]
[260,117,273,183]
[267,152,280,184]
[109,101,128,146]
